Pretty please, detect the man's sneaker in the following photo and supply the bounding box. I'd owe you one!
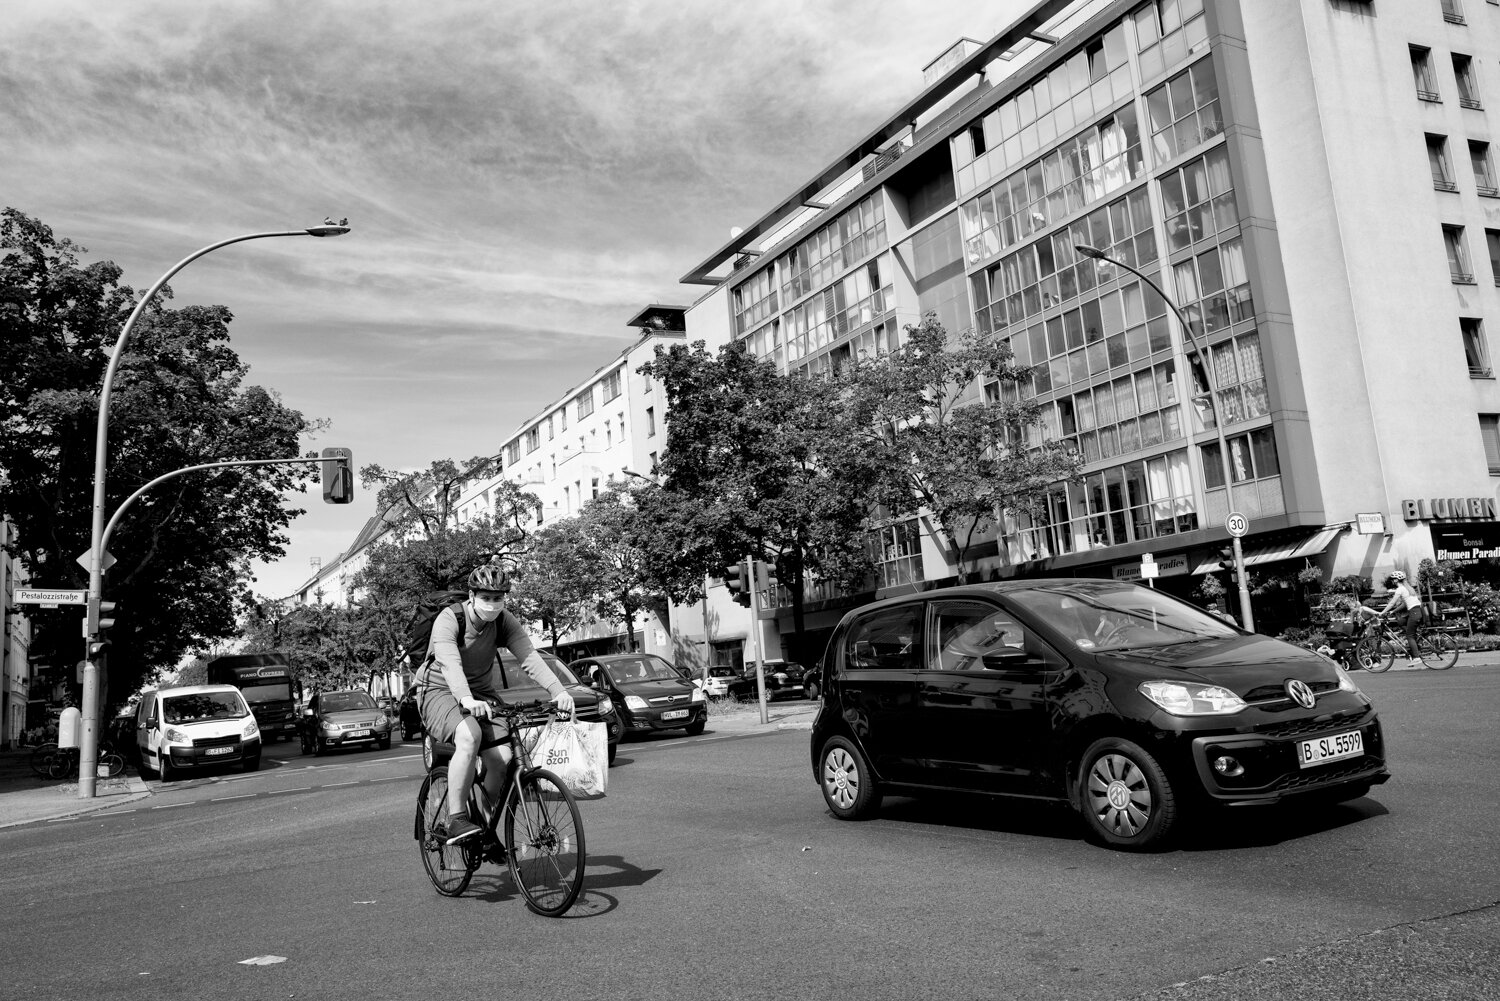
[439,814,483,845]
[1410,658,1427,668]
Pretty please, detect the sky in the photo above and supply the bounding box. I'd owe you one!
[2,0,1029,600]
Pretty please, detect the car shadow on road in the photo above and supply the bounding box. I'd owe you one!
[875,794,1086,844]
[1176,795,1391,852]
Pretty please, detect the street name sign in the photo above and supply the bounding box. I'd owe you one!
[16,588,88,607]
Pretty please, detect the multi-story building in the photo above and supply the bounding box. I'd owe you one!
[678,0,1500,649]
[0,520,34,746]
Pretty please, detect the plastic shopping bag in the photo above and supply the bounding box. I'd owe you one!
[525,720,608,800]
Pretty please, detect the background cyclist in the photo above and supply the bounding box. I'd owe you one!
[1379,569,1427,668]
[418,563,574,844]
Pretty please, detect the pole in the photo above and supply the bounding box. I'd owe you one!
[80,225,348,798]
[1075,245,1254,631]
[748,555,768,725]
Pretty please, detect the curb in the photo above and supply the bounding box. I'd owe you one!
[0,774,153,831]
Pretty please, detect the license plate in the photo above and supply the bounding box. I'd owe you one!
[1297,729,1364,768]
[662,709,689,720]
[349,729,372,738]
[205,746,234,756]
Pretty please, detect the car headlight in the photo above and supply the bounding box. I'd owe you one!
[1139,681,1247,716]
[595,698,614,715]
[1332,663,1364,695]
[624,695,649,711]
[243,719,259,739]
[691,688,706,703]
[321,721,339,733]
[163,727,189,743]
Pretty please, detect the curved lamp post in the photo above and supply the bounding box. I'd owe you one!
[78,222,350,798]
[1074,244,1254,632]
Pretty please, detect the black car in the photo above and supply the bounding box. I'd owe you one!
[726,659,805,702]
[570,653,707,737]
[397,691,423,740]
[419,650,623,770]
[810,579,1390,851]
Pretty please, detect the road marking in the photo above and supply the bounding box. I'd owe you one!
[93,809,139,816]
[322,780,357,788]
[268,787,311,795]
[368,775,406,783]
[151,802,192,810]
[212,794,256,801]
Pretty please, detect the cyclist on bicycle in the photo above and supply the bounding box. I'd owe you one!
[417,564,574,844]
[1378,570,1426,668]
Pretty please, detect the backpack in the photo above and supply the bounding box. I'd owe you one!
[403,591,470,671]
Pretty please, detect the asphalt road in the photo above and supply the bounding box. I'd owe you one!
[2,669,1497,1001]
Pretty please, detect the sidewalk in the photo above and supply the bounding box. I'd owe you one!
[703,696,820,734]
[0,749,152,831]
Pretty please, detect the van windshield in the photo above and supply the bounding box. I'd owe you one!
[163,692,248,724]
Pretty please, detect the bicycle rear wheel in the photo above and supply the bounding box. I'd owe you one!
[503,768,585,917]
[29,742,58,778]
[101,752,126,778]
[417,770,476,897]
[1357,636,1395,672]
[1418,631,1459,670]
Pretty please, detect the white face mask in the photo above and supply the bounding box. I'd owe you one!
[472,598,505,622]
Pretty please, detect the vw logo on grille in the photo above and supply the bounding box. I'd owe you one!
[1285,679,1316,709]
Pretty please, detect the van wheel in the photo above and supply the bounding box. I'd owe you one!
[1078,737,1179,851]
[242,754,260,773]
[819,736,880,820]
[158,756,174,783]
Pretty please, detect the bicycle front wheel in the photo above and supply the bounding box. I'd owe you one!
[1418,631,1459,670]
[503,768,585,917]
[1357,636,1395,672]
[29,742,58,778]
[101,752,126,778]
[417,770,476,897]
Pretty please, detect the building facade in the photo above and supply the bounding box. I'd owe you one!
[0,520,35,746]
[679,0,1500,641]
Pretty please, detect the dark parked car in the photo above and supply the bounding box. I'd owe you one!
[398,691,423,740]
[301,690,395,755]
[726,659,805,702]
[419,650,622,770]
[570,653,707,737]
[810,579,1390,851]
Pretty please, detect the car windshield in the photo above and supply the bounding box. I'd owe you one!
[604,656,680,683]
[163,692,248,724]
[240,681,292,705]
[320,692,376,713]
[1008,584,1239,651]
[495,652,579,693]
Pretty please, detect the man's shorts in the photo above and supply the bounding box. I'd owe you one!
[417,677,509,746]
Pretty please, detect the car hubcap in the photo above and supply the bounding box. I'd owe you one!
[1087,753,1151,837]
[824,748,858,809]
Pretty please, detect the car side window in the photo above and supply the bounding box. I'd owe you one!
[845,606,922,671]
[929,600,1035,672]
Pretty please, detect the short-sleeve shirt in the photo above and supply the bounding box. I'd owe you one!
[420,604,559,701]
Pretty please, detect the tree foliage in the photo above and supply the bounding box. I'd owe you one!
[0,208,325,700]
[843,314,1082,583]
[576,483,661,652]
[510,518,601,654]
[240,600,387,694]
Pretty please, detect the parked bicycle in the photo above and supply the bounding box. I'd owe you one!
[41,744,127,780]
[413,699,586,917]
[1356,614,1459,672]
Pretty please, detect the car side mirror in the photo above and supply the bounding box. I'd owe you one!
[980,649,1031,670]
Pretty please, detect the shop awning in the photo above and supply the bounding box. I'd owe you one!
[1190,525,1345,575]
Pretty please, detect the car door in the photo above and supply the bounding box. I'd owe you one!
[836,603,924,784]
[916,597,1061,797]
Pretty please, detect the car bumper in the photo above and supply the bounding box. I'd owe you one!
[319,728,390,747]
[1183,707,1390,804]
[621,704,707,732]
[164,737,261,769]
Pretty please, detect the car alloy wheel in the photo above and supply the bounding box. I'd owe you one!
[1079,737,1178,851]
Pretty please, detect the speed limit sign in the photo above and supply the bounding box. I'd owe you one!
[1224,512,1249,538]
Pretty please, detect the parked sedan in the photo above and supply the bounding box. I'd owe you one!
[726,659,805,702]
[811,579,1390,852]
[300,690,394,755]
[571,653,707,737]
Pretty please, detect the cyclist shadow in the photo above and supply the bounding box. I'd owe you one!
[467,853,662,918]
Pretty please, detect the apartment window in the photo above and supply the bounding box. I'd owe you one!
[1428,135,1458,190]
[1487,229,1500,284]
[524,427,540,453]
[558,407,567,431]
[646,406,656,437]
[575,388,594,420]
[1454,54,1482,108]
[601,370,621,403]
[1470,141,1497,195]
[1144,60,1223,165]
[1442,0,1466,24]
[969,122,988,157]
[1482,415,1500,474]
[591,477,600,499]
[545,416,554,441]
[1463,318,1493,377]
[1445,225,1475,282]
[1411,46,1441,101]
[1034,452,1198,553]
[504,441,521,466]
[868,519,923,588]
[1202,427,1280,490]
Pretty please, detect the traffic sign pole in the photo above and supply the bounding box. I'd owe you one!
[1224,511,1254,632]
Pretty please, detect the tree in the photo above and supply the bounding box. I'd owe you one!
[510,519,601,654]
[576,484,660,653]
[638,341,878,662]
[360,455,533,548]
[844,314,1082,583]
[0,208,325,698]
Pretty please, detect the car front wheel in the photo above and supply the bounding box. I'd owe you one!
[1078,737,1179,851]
[819,736,880,820]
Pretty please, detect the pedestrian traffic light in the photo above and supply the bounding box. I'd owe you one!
[321,447,354,504]
[1217,546,1236,573]
[723,561,751,606]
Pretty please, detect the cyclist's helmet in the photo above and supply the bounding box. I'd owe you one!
[1388,570,1407,583]
[467,564,512,593]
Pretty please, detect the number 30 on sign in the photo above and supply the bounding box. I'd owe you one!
[1224,512,1249,538]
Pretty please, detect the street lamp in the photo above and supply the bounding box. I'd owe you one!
[78,222,350,798]
[1074,244,1255,632]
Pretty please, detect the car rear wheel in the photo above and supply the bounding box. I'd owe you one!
[1078,737,1178,851]
[819,736,880,820]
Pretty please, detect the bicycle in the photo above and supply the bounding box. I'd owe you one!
[43,744,127,780]
[29,741,59,778]
[1356,614,1459,673]
[413,699,586,917]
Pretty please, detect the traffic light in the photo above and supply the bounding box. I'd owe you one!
[723,561,751,607]
[1217,546,1236,573]
[755,560,778,592]
[321,447,354,504]
[86,597,117,658]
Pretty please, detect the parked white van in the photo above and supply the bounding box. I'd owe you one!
[136,684,262,780]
